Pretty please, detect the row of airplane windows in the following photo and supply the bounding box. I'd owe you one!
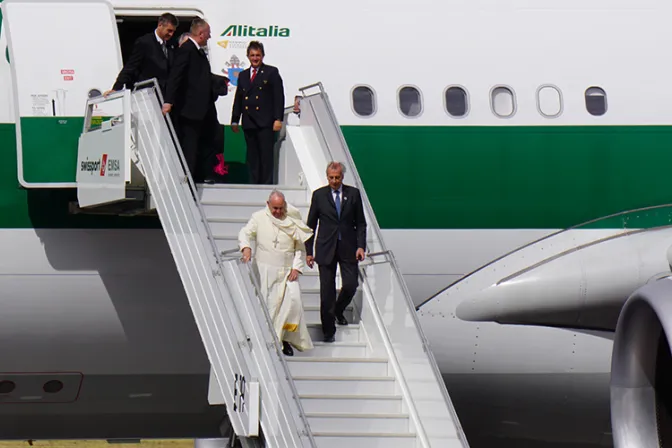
[349,85,608,119]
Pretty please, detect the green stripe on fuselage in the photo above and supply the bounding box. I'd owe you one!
[0,123,161,229]
[1,122,671,229]
[345,125,672,229]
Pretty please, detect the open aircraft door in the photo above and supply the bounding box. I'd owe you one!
[1,0,127,198]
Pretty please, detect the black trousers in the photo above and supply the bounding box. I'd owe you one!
[176,107,218,183]
[243,127,275,184]
[318,241,360,338]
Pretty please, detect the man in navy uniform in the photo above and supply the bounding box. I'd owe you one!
[230,41,285,185]
[105,13,178,97]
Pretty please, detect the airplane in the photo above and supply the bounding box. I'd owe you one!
[1,0,671,446]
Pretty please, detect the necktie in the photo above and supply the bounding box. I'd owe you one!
[334,190,341,240]
[161,42,167,58]
[250,68,257,82]
[334,190,341,218]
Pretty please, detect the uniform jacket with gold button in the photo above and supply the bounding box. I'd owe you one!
[231,63,285,130]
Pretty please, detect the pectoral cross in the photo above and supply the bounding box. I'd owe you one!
[273,229,280,248]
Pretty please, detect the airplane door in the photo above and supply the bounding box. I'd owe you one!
[1,0,122,188]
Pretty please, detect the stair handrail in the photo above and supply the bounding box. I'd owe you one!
[128,80,255,435]
[220,247,318,447]
[131,79,252,338]
[297,82,469,447]
[357,250,432,447]
[130,79,314,446]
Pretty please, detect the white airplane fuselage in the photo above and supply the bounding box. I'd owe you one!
[3,0,670,445]
[0,228,614,447]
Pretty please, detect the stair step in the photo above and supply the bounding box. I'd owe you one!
[312,433,417,448]
[287,357,388,377]
[307,413,410,433]
[304,306,354,324]
[295,341,367,358]
[197,184,308,203]
[298,276,322,291]
[202,202,310,220]
[299,394,403,414]
[307,323,362,342]
[293,376,397,395]
[213,235,241,253]
[206,217,249,235]
[300,290,321,307]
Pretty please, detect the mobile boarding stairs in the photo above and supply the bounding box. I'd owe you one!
[75,79,470,448]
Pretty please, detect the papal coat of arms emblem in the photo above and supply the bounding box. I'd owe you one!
[223,55,247,88]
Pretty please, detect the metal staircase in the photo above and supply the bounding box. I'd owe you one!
[209,182,417,448]
[75,79,469,448]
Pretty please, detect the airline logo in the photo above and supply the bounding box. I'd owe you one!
[80,158,101,174]
[100,154,108,176]
[221,24,290,38]
[79,154,121,177]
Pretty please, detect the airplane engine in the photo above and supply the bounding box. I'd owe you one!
[610,276,672,448]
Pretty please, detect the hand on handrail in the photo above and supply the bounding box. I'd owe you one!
[366,250,390,258]
[241,247,252,263]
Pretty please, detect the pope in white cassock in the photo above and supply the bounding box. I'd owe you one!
[238,190,314,356]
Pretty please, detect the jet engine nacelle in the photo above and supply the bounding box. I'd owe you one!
[611,276,672,448]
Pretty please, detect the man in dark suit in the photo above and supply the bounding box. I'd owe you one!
[162,19,219,184]
[178,32,229,179]
[105,13,178,97]
[305,162,367,342]
[230,41,285,185]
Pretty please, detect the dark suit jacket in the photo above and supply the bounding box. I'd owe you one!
[164,39,215,121]
[112,32,173,94]
[231,63,285,130]
[305,185,367,265]
[211,74,229,100]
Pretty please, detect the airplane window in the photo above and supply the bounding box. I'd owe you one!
[444,86,468,117]
[0,381,15,394]
[537,85,563,118]
[351,86,376,117]
[398,86,422,118]
[491,86,516,118]
[585,87,607,116]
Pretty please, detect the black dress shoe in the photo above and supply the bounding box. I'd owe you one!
[323,335,335,343]
[282,341,294,356]
[336,314,348,326]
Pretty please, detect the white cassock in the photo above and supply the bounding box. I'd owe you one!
[238,203,314,352]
